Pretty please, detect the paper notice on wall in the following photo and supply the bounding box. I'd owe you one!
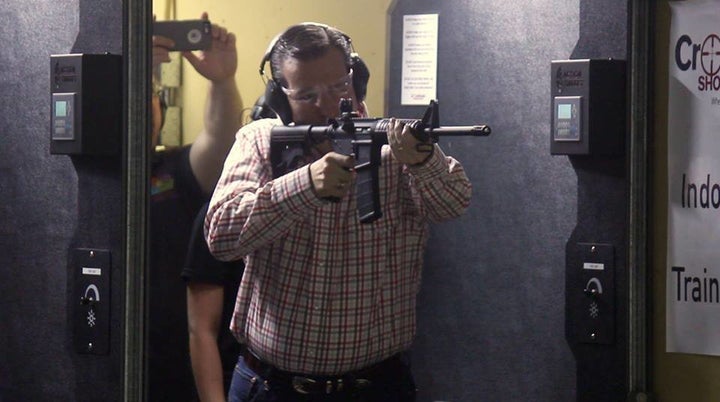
[401,14,438,105]
[667,1,720,356]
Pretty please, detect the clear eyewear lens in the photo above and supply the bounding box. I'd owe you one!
[282,69,353,103]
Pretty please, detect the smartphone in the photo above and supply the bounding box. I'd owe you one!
[153,19,212,51]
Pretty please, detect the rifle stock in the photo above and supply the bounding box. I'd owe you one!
[270,100,491,223]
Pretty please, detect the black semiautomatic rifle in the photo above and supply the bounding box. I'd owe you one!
[270,99,491,223]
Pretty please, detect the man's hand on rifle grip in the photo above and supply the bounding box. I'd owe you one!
[309,152,355,200]
[388,118,434,166]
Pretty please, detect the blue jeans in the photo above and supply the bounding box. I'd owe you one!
[228,354,416,402]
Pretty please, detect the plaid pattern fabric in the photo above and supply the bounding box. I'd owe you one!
[206,118,471,375]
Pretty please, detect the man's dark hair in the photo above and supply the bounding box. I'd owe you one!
[269,24,353,87]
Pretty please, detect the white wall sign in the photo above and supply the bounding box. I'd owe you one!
[401,14,438,105]
[667,1,720,356]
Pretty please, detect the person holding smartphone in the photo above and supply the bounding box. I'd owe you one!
[149,12,243,402]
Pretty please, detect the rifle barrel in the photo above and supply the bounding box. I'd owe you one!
[430,125,491,136]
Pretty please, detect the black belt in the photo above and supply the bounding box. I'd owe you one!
[242,349,404,395]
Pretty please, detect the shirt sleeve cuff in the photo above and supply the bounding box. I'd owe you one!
[273,164,326,215]
[406,144,448,181]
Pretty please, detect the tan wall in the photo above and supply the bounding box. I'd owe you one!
[653,2,720,401]
[153,0,392,144]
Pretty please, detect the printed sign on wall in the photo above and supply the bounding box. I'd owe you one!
[401,14,438,105]
[667,1,720,356]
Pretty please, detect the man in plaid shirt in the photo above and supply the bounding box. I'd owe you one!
[205,23,471,402]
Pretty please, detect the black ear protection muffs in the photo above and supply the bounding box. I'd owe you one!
[250,94,277,121]
[257,22,370,124]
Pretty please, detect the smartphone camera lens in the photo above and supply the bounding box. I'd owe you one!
[187,29,202,44]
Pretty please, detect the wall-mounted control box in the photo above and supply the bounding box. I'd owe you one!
[566,243,615,345]
[550,59,626,156]
[72,248,111,355]
[51,53,122,155]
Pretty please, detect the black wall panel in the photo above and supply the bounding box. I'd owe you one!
[0,1,124,401]
[387,1,628,401]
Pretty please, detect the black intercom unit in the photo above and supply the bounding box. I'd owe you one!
[50,53,122,155]
[72,248,111,355]
[550,59,626,156]
[566,242,615,345]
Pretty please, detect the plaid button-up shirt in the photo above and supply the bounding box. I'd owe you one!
[206,118,471,375]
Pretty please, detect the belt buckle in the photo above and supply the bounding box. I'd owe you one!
[354,378,372,389]
[292,376,317,394]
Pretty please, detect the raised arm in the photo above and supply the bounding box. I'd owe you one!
[185,12,243,194]
[205,120,334,261]
[387,118,472,222]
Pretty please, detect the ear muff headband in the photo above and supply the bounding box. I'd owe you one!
[258,22,370,124]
